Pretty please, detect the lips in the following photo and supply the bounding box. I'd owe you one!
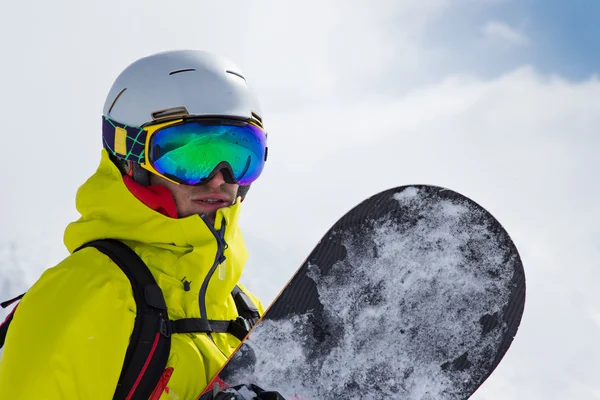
[192,194,232,203]
[191,194,234,215]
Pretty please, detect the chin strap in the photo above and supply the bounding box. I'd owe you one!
[237,184,250,201]
[109,154,151,186]
[130,162,150,186]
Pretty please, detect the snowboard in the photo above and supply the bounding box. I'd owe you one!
[204,185,526,399]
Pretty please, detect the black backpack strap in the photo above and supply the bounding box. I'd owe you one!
[158,286,261,342]
[1,293,25,309]
[78,239,171,400]
[232,285,261,326]
[0,293,25,348]
[168,317,252,342]
[0,240,262,398]
[0,312,13,348]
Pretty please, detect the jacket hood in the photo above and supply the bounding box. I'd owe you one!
[64,149,247,264]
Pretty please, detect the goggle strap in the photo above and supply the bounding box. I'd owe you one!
[102,116,148,164]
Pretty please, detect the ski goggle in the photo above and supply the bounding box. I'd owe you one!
[102,116,267,185]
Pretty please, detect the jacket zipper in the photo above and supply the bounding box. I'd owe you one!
[198,215,228,345]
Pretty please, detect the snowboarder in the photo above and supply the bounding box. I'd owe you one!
[0,50,279,399]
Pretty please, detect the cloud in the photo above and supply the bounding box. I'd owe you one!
[482,20,530,46]
[242,67,600,399]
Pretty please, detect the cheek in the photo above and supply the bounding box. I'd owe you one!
[171,188,192,205]
[229,184,240,196]
[171,192,191,217]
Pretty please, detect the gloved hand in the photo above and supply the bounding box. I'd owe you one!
[199,383,285,400]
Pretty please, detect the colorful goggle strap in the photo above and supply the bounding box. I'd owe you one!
[102,116,148,164]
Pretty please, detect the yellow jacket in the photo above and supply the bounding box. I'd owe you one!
[0,150,263,399]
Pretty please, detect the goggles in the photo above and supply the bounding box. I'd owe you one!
[102,116,267,186]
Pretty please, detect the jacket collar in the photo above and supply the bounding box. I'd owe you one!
[64,150,245,254]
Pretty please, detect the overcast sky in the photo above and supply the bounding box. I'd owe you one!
[1,1,599,399]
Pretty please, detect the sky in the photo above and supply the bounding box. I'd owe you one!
[1,0,599,398]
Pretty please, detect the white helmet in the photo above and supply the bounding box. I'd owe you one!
[103,49,264,128]
[102,50,266,197]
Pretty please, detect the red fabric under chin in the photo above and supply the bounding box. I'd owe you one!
[123,175,179,219]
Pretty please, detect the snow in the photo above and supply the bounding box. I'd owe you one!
[226,187,519,399]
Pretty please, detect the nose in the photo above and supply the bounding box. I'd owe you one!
[203,169,226,188]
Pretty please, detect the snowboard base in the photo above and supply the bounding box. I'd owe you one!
[206,185,525,399]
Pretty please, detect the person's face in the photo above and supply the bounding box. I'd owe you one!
[149,170,239,223]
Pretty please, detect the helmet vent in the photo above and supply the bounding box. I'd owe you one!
[251,111,263,128]
[169,68,196,75]
[151,106,190,121]
[108,88,127,115]
[226,70,246,81]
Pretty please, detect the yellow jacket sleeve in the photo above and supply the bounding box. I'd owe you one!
[0,248,136,399]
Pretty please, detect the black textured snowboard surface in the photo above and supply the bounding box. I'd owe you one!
[206,185,526,399]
